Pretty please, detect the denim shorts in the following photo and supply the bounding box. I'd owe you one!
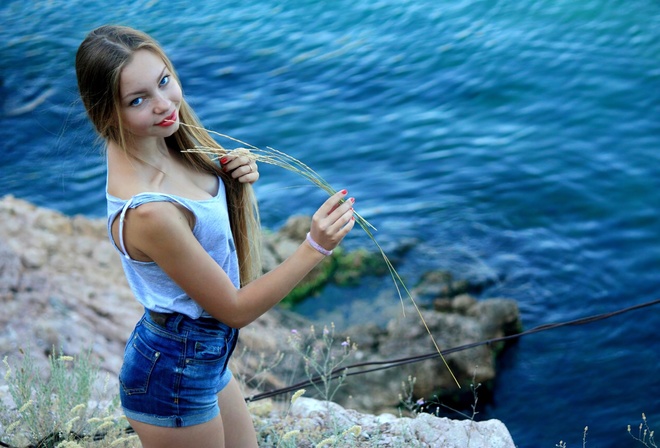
[119,312,239,428]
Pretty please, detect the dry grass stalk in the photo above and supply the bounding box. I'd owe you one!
[180,123,460,388]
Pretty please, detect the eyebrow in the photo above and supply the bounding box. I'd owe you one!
[121,65,168,101]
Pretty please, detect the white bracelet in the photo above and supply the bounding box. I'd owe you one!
[306,232,333,256]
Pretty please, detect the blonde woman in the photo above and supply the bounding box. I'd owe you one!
[75,25,355,447]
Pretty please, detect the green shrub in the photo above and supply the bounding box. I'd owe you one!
[0,347,135,448]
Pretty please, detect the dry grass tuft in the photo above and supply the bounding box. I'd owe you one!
[180,123,459,387]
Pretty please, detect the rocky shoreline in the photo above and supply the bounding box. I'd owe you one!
[0,195,518,446]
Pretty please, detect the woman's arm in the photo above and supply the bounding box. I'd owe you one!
[123,190,355,328]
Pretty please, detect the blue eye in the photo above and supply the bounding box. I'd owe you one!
[130,97,144,107]
[159,75,170,87]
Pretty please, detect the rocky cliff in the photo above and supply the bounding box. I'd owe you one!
[0,195,518,447]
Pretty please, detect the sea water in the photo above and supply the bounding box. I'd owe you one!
[1,1,659,446]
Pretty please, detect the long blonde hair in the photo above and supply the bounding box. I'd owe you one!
[75,25,261,285]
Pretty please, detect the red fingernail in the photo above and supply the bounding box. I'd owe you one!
[340,189,347,194]
[350,197,355,203]
[220,157,228,164]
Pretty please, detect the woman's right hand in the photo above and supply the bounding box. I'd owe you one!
[307,189,356,253]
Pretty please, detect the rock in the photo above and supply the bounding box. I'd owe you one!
[279,215,311,240]
[0,194,519,446]
[416,270,498,302]
[0,195,142,381]
[294,276,521,414]
[20,246,48,268]
[254,397,516,447]
[0,239,21,298]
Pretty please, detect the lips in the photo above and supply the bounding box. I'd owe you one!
[157,110,177,127]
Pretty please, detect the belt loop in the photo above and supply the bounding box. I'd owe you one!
[171,313,186,332]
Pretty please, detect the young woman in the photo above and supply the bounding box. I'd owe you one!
[75,25,356,447]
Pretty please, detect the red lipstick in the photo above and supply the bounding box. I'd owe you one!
[157,110,177,127]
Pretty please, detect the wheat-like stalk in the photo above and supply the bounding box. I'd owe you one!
[181,123,460,388]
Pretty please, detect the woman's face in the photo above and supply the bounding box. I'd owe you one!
[118,49,182,141]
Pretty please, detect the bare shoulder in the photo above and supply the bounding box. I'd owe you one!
[127,201,191,237]
[121,202,194,261]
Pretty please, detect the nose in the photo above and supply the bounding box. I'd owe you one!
[153,92,171,114]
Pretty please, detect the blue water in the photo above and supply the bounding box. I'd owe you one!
[1,1,659,446]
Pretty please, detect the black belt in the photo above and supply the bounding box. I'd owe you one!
[148,310,173,327]
[148,310,219,328]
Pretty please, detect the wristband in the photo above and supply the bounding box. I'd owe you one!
[306,232,333,256]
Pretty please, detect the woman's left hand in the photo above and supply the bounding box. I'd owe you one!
[221,153,259,184]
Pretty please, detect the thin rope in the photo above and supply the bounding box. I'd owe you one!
[1,299,658,448]
[244,298,660,402]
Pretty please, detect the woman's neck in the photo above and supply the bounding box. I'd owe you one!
[106,138,172,197]
[106,138,217,201]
